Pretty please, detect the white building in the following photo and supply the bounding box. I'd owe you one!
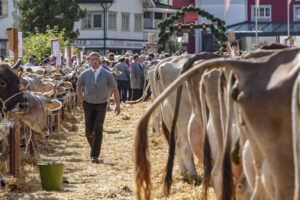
[74,0,178,55]
[0,0,14,57]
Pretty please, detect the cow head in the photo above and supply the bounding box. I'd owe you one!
[0,63,28,114]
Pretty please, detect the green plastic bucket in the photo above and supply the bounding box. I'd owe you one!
[38,162,64,191]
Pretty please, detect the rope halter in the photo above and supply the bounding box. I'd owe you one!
[0,91,23,119]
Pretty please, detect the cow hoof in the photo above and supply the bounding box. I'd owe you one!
[1,179,6,187]
[182,174,202,186]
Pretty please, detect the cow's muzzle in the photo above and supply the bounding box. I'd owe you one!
[12,102,29,113]
[0,178,6,187]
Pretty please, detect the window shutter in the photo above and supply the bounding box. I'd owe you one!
[2,0,8,16]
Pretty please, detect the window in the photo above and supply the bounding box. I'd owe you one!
[134,14,143,32]
[0,1,2,16]
[294,5,300,21]
[0,0,8,17]
[108,12,117,30]
[81,13,103,29]
[93,14,102,28]
[251,5,271,22]
[155,12,163,28]
[122,13,130,31]
[82,14,92,28]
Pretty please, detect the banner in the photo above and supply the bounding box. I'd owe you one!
[64,47,69,66]
[55,51,61,66]
[225,0,231,12]
[185,12,198,23]
[18,32,22,57]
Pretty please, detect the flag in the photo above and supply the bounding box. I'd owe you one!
[225,0,231,12]
[288,0,292,5]
[256,0,260,9]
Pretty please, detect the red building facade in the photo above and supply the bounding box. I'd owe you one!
[248,0,300,22]
[173,0,195,53]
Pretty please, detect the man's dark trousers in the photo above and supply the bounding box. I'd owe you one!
[83,101,107,158]
[131,89,142,101]
[117,80,129,102]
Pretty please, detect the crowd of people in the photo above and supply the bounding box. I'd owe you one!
[2,50,173,103]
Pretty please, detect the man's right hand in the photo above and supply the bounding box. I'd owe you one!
[133,78,137,84]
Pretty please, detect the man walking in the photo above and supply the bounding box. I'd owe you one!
[130,55,143,100]
[77,52,120,164]
[115,57,130,102]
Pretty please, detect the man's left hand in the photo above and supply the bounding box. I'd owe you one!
[115,105,120,115]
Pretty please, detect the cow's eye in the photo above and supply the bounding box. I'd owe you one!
[0,81,7,87]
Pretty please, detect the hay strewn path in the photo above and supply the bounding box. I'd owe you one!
[0,102,216,199]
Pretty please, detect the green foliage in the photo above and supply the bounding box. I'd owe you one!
[22,26,70,63]
[18,0,86,41]
[157,4,227,52]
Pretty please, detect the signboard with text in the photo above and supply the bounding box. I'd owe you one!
[73,40,147,49]
[185,12,198,23]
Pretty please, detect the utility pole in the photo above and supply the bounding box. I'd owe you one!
[287,0,290,36]
[100,1,114,55]
[15,0,18,27]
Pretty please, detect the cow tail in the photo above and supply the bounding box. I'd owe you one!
[163,54,205,196]
[292,72,300,200]
[134,113,152,200]
[162,118,170,144]
[163,85,182,196]
[222,72,236,200]
[200,79,211,200]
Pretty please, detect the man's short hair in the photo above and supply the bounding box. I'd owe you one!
[149,53,154,58]
[101,59,108,64]
[119,57,125,62]
[89,52,101,58]
[133,54,139,60]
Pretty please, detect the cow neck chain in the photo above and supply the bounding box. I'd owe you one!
[0,92,23,120]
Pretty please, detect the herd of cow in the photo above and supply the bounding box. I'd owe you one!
[2,43,300,199]
[134,44,300,200]
[0,59,84,186]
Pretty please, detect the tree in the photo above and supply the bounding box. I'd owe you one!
[18,0,86,41]
[22,26,70,63]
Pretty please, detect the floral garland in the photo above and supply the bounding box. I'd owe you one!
[157,5,227,52]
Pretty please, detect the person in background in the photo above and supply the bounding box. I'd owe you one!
[139,56,146,90]
[25,57,34,66]
[76,52,120,164]
[32,58,38,66]
[125,58,132,100]
[50,55,56,66]
[164,53,170,59]
[125,52,130,58]
[108,53,116,68]
[115,57,130,102]
[130,55,143,101]
[125,58,130,68]
[129,56,134,64]
[102,59,110,71]
[147,53,155,66]
[42,59,50,67]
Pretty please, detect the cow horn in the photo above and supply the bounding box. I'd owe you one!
[12,59,22,70]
